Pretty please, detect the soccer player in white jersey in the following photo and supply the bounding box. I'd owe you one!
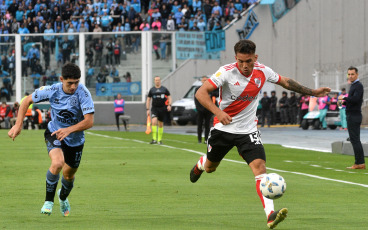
[8,63,95,217]
[189,40,331,229]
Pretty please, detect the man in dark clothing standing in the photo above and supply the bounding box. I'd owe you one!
[195,76,213,143]
[270,91,277,125]
[260,91,271,127]
[339,66,365,170]
[279,91,289,124]
[288,92,298,124]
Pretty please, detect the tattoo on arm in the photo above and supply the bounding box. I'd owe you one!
[286,79,314,95]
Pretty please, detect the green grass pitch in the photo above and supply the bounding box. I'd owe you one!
[1,130,367,229]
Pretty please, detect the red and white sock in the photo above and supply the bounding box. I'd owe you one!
[255,173,274,218]
[196,155,207,171]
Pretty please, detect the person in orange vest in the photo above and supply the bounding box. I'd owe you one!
[32,106,43,130]
[0,101,13,129]
[20,92,33,129]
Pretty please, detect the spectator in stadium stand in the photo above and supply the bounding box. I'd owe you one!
[190,21,200,31]
[288,92,298,125]
[159,3,170,29]
[152,18,162,31]
[279,91,289,124]
[177,18,188,31]
[174,7,184,25]
[105,38,114,67]
[207,13,219,31]
[192,0,202,14]
[92,23,103,44]
[139,19,150,31]
[212,21,222,31]
[94,39,103,67]
[197,17,206,31]
[17,23,30,41]
[270,91,278,125]
[212,1,223,16]
[60,36,73,64]
[54,16,65,32]
[42,45,50,71]
[171,1,181,14]
[166,14,176,31]
[43,23,55,54]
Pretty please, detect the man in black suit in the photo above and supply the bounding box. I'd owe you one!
[339,66,365,169]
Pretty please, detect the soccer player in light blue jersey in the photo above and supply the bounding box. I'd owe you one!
[8,63,95,217]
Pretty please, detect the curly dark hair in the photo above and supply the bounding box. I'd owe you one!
[234,40,256,55]
[61,62,81,80]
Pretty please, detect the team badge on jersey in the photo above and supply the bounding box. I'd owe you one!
[69,96,78,106]
[254,77,262,88]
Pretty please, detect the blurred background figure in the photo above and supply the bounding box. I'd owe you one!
[114,93,127,131]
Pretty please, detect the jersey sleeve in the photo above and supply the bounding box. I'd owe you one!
[79,85,95,115]
[265,66,281,84]
[32,85,53,103]
[147,88,152,98]
[165,87,171,96]
[208,67,226,89]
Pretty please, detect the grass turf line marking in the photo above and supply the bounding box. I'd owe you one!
[87,132,368,188]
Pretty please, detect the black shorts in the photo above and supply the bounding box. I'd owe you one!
[44,128,84,168]
[206,128,266,164]
[151,106,167,122]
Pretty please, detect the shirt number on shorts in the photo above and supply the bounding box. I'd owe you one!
[249,132,262,145]
[75,151,82,162]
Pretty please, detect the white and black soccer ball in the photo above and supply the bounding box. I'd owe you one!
[260,173,286,199]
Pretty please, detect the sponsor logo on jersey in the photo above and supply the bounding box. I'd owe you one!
[57,109,78,125]
[234,81,240,86]
[230,94,258,102]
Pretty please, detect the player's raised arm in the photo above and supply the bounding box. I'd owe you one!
[195,80,232,125]
[8,95,33,141]
[277,76,331,97]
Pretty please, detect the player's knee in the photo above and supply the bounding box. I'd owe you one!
[51,160,65,171]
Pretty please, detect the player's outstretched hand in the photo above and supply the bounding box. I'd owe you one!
[216,111,232,125]
[314,87,331,97]
[52,128,72,141]
[8,125,22,141]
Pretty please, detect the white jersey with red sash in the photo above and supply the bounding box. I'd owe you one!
[208,61,281,134]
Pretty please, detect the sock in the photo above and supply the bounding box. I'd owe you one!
[59,176,74,201]
[158,127,163,142]
[255,174,274,218]
[45,170,60,202]
[152,125,157,141]
[196,155,207,171]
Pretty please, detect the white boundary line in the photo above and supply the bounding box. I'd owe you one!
[86,132,368,188]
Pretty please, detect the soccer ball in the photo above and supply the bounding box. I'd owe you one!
[260,173,286,199]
